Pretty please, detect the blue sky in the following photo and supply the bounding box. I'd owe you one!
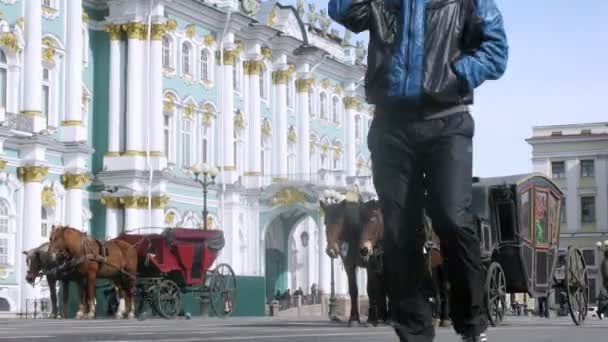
[285,0,608,177]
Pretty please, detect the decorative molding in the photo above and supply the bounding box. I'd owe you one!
[234,40,244,55]
[321,79,330,89]
[165,19,177,32]
[16,17,24,29]
[267,6,277,26]
[271,187,306,206]
[42,5,59,20]
[82,11,89,24]
[60,173,90,190]
[185,24,196,39]
[61,120,84,127]
[334,84,343,95]
[287,128,297,145]
[42,37,57,65]
[17,166,49,183]
[223,166,236,171]
[234,111,245,131]
[204,34,215,47]
[0,32,18,53]
[0,160,6,170]
[343,96,358,110]
[122,22,147,40]
[151,23,166,40]
[244,60,264,75]
[261,47,272,61]
[272,70,289,84]
[217,49,239,65]
[101,196,121,209]
[183,104,195,118]
[261,120,271,139]
[165,211,176,224]
[41,186,56,207]
[296,78,314,92]
[152,195,170,209]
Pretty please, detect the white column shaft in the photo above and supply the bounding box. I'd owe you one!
[108,39,122,153]
[248,72,261,174]
[65,189,83,231]
[152,208,164,234]
[307,220,315,292]
[127,39,144,152]
[297,86,310,174]
[319,222,330,294]
[24,0,42,113]
[345,108,357,176]
[105,208,119,239]
[150,38,164,155]
[276,82,287,175]
[21,181,42,306]
[65,0,83,123]
[124,208,140,232]
[222,64,234,169]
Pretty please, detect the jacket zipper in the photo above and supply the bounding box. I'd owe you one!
[403,0,415,96]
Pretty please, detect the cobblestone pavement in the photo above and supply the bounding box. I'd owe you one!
[0,316,606,342]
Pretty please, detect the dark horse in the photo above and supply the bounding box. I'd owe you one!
[48,225,138,319]
[359,200,451,327]
[320,197,389,326]
[23,242,86,319]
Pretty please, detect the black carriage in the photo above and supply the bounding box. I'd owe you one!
[470,174,589,326]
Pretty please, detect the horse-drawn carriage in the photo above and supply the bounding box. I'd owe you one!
[118,227,237,319]
[469,174,589,326]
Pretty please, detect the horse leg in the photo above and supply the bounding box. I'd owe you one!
[86,273,96,319]
[127,275,136,320]
[75,279,86,320]
[115,285,126,319]
[346,265,360,327]
[378,269,389,324]
[48,276,58,319]
[366,267,378,326]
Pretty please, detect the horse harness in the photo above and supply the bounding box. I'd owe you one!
[76,232,136,280]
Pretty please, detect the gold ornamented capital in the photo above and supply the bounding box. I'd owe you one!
[321,79,330,89]
[101,196,121,209]
[165,18,177,32]
[82,12,89,24]
[334,84,343,95]
[261,47,272,60]
[0,32,18,53]
[17,166,49,183]
[151,23,166,40]
[296,78,314,93]
[0,160,6,170]
[185,24,196,39]
[106,24,123,41]
[223,49,239,65]
[120,196,140,209]
[343,96,358,110]
[272,70,290,84]
[287,128,297,145]
[42,186,56,208]
[152,195,170,209]
[244,60,264,75]
[204,34,216,47]
[123,22,147,40]
[60,173,90,190]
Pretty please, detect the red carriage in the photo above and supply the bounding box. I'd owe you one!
[118,228,236,319]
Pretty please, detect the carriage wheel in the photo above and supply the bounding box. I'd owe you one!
[209,263,237,318]
[565,247,589,325]
[485,262,506,327]
[154,279,181,319]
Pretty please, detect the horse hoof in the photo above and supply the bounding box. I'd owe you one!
[76,311,84,320]
[128,312,135,320]
[87,312,95,320]
[439,320,451,328]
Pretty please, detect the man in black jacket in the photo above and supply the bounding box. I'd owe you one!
[328,1,508,341]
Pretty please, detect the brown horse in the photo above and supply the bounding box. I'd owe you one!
[23,242,86,319]
[359,200,451,327]
[47,225,138,319]
[320,198,388,326]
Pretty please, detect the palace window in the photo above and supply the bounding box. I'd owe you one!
[332,97,340,123]
[320,93,327,119]
[0,51,7,110]
[162,36,172,68]
[181,118,193,167]
[164,115,171,160]
[560,197,567,223]
[200,49,210,82]
[0,239,7,265]
[551,161,565,179]
[42,68,51,125]
[182,43,192,76]
[581,196,595,223]
[41,208,48,238]
[581,160,594,177]
[0,200,8,233]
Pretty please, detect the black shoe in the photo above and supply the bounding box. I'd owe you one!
[461,333,487,342]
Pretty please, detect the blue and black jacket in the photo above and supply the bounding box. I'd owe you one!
[328,0,508,116]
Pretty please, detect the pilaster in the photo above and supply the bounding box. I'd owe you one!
[101,196,121,239]
[125,21,146,157]
[272,65,290,177]
[221,38,237,183]
[23,0,45,132]
[296,67,313,175]
[344,88,358,177]
[61,172,90,231]
[106,24,123,158]
[244,57,264,188]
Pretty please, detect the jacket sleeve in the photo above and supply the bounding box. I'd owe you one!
[328,0,371,33]
[452,0,508,90]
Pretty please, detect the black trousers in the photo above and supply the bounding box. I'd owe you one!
[368,109,486,341]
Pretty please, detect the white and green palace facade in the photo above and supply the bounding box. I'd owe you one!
[0,0,377,315]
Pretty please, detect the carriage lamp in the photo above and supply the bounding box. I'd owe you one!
[192,164,218,230]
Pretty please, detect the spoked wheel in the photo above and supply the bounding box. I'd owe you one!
[485,262,507,327]
[565,247,589,325]
[154,279,181,319]
[209,263,237,318]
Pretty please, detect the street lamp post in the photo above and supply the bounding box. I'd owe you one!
[191,164,218,230]
[329,257,338,321]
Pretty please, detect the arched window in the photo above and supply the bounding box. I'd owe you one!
[0,51,6,110]
[181,117,193,167]
[182,43,192,76]
[164,115,171,159]
[0,298,9,312]
[42,67,51,125]
[355,115,361,139]
[200,49,210,81]
[0,200,8,233]
[332,97,339,123]
[320,93,327,119]
[41,208,48,238]
[162,36,171,68]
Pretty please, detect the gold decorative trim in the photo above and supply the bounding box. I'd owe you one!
[150,151,165,157]
[321,79,330,89]
[20,110,44,117]
[151,23,166,40]
[101,196,121,209]
[296,78,314,93]
[223,166,235,171]
[42,186,56,208]
[244,171,262,177]
[272,177,287,183]
[356,102,364,111]
[270,187,306,206]
[152,195,170,209]
[185,24,196,39]
[334,84,343,95]
[16,17,24,29]
[244,60,264,75]
[202,111,213,125]
[0,160,6,170]
[106,24,123,40]
[183,104,195,118]
[222,49,239,65]
[105,152,120,157]
[343,97,358,110]
[61,120,84,127]
[60,173,90,190]
[122,150,148,157]
[163,97,174,113]
[165,211,176,225]
[261,120,271,139]
[287,64,296,75]
[267,6,277,26]
[272,70,289,84]
[235,40,244,55]
[82,12,89,24]
[120,196,141,209]
[287,128,297,145]
[122,22,147,40]
[261,47,272,60]
[0,32,19,53]
[165,19,177,32]
[17,166,49,183]
[234,111,245,130]
[204,34,216,47]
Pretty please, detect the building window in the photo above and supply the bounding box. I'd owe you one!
[582,249,596,267]
[200,49,210,82]
[332,97,339,123]
[0,239,7,265]
[182,43,192,76]
[0,51,7,110]
[320,93,327,119]
[0,200,8,233]
[581,196,595,223]
[162,36,171,68]
[551,161,565,179]
[42,68,51,125]
[560,198,567,223]
[259,70,266,99]
[181,118,192,167]
[41,208,48,238]
[42,0,54,8]
[580,160,594,177]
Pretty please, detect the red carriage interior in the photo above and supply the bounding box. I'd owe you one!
[119,228,225,287]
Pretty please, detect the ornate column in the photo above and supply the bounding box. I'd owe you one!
[151,195,169,233]
[22,0,45,132]
[307,219,316,293]
[101,196,121,239]
[150,23,166,161]
[122,196,143,232]
[296,76,313,175]
[124,22,146,156]
[106,24,123,156]
[60,173,90,231]
[18,165,48,306]
[61,0,85,141]
[273,68,289,177]
[318,216,331,296]
[344,95,358,177]
[221,46,237,180]
[245,59,263,179]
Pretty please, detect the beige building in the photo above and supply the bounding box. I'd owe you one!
[527,122,608,303]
